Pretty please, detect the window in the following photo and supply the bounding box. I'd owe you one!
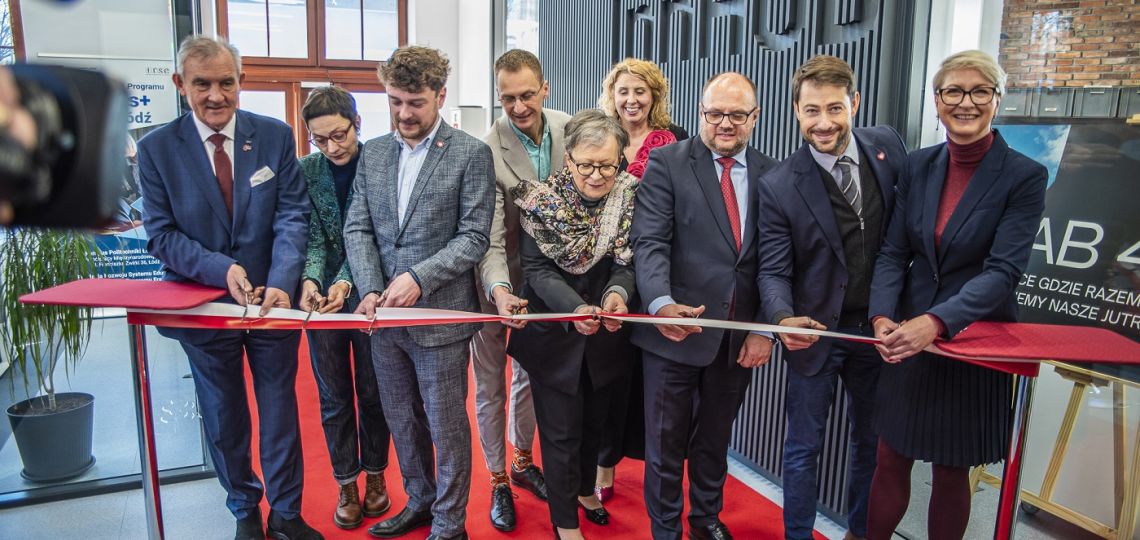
[0,0,22,64]
[505,0,538,54]
[219,0,404,153]
[325,0,400,62]
[218,0,406,67]
[227,0,310,59]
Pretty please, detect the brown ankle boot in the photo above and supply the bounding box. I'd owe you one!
[363,473,391,517]
[334,481,363,529]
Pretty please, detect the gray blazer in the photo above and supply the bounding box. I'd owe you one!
[343,121,496,347]
[477,109,572,298]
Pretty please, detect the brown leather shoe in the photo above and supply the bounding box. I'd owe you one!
[334,482,363,529]
[364,473,392,517]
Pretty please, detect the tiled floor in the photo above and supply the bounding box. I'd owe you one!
[0,460,1108,540]
[0,316,1122,539]
[0,316,206,497]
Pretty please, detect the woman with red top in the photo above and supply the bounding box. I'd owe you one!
[597,58,688,179]
[590,58,687,503]
[865,50,1047,540]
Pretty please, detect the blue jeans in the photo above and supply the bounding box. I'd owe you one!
[307,327,390,483]
[782,325,880,539]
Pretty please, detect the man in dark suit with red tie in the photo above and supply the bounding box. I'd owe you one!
[632,72,777,540]
[139,35,319,540]
[755,55,907,540]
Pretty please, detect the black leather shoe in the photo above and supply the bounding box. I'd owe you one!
[266,511,323,540]
[425,533,467,540]
[510,463,549,501]
[368,506,434,538]
[579,500,609,525]
[234,508,263,540]
[489,483,516,531]
[689,520,733,540]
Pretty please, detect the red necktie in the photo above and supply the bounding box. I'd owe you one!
[208,133,233,214]
[716,156,741,250]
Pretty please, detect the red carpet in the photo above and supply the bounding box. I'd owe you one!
[241,336,820,539]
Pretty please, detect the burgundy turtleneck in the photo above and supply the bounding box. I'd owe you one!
[935,130,994,247]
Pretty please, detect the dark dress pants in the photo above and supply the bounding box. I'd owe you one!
[307,327,390,483]
[181,329,304,520]
[598,351,646,465]
[643,335,752,540]
[530,364,613,529]
[782,326,881,539]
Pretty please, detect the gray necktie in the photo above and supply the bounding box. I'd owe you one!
[837,156,861,216]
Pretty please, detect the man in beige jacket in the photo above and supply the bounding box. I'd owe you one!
[472,49,571,532]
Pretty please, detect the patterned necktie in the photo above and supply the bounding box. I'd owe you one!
[716,156,741,250]
[837,156,860,216]
[208,133,233,214]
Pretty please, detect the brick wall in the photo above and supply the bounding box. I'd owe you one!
[999,0,1140,87]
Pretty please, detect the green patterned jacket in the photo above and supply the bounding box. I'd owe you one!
[300,151,358,308]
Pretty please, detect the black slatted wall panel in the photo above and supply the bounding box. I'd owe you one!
[539,0,913,523]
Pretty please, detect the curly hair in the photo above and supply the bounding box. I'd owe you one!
[378,46,451,93]
[597,58,673,130]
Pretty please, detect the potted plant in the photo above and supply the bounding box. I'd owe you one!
[1,227,101,482]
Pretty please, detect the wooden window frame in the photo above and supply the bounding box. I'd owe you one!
[7,0,26,61]
[217,0,407,69]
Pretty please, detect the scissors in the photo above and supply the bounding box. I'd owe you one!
[238,278,254,332]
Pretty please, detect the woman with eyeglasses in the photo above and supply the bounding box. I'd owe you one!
[865,50,1046,540]
[508,109,640,540]
[591,58,687,505]
[297,86,393,530]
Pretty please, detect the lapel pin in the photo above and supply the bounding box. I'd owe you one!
[436,141,444,148]
[876,151,885,161]
[242,141,252,152]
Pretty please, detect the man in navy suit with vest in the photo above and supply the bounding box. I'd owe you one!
[138,35,319,540]
[755,55,906,540]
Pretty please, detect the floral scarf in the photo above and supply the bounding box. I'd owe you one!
[512,167,638,275]
[625,129,678,179]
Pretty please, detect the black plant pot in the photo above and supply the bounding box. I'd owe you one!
[6,392,95,482]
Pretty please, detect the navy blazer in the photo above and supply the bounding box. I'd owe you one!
[868,130,1047,336]
[631,136,777,366]
[139,110,310,341]
[757,126,907,376]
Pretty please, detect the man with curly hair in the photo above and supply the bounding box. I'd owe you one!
[344,45,495,540]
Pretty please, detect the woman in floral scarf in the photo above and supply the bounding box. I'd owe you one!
[597,58,688,179]
[508,109,640,540]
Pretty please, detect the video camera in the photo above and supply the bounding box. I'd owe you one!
[0,64,128,228]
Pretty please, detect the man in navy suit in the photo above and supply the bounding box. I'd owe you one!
[632,72,777,540]
[755,55,906,540]
[138,35,319,540]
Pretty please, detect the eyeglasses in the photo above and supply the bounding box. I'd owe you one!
[498,90,542,108]
[701,107,757,125]
[567,153,619,178]
[309,123,354,147]
[936,86,999,105]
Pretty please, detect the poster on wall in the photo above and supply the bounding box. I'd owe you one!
[1002,121,1140,348]
[41,58,176,281]
[19,0,180,280]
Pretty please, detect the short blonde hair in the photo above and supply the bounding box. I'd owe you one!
[933,50,1007,95]
[597,58,673,130]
